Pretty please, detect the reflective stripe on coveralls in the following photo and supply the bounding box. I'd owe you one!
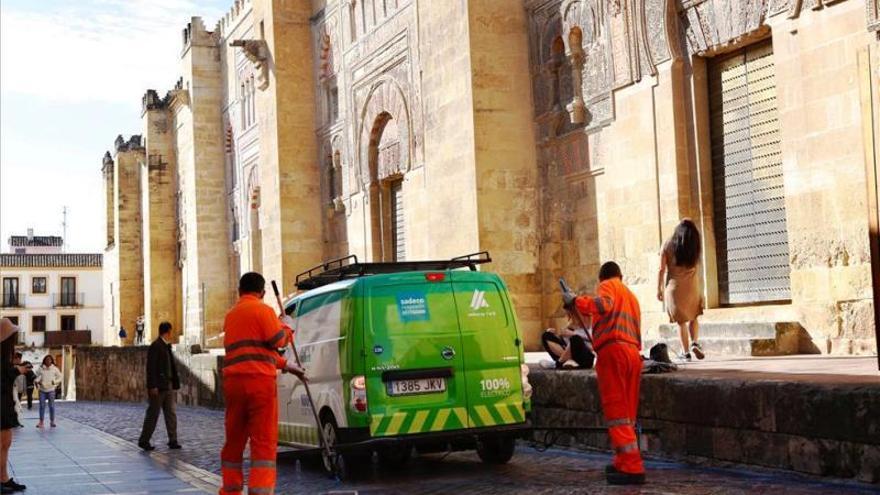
[222,294,292,378]
[575,278,641,352]
[575,278,645,475]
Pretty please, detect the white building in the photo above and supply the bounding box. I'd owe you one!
[0,232,103,347]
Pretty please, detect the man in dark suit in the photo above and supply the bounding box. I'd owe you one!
[138,321,181,451]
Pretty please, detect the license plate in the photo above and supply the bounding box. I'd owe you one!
[387,378,447,396]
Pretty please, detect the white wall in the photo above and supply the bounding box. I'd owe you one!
[0,266,104,345]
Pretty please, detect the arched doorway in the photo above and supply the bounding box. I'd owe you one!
[367,112,405,262]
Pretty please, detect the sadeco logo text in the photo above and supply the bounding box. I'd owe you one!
[467,289,496,317]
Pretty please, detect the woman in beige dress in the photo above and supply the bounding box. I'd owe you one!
[657,219,705,361]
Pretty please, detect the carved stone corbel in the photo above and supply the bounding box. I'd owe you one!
[566,50,586,124]
[231,39,270,90]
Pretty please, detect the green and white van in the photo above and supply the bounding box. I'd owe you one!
[276,252,532,474]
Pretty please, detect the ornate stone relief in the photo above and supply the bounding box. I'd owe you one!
[551,0,676,132]
[867,0,880,32]
[355,76,412,192]
[230,39,269,90]
[679,0,774,55]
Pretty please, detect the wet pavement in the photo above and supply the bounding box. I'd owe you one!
[44,401,877,494]
[7,408,215,494]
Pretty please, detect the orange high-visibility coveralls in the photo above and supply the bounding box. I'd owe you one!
[574,277,645,475]
[220,294,292,495]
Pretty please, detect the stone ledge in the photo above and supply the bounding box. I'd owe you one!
[529,367,880,483]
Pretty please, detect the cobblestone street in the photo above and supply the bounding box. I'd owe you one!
[52,401,876,494]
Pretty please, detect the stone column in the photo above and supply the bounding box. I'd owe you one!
[141,91,183,343]
[252,0,324,296]
[113,136,145,346]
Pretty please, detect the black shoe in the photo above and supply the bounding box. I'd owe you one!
[606,470,645,485]
[167,442,182,449]
[2,478,27,491]
[138,441,155,451]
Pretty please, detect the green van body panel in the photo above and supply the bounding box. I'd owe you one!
[277,268,530,447]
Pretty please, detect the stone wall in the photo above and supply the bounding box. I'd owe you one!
[529,367,880,483]
[101,0,878,355]
[523,0,878,353]
[74,346,225,409]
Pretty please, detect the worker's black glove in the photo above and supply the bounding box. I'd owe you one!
[562,289,577,310]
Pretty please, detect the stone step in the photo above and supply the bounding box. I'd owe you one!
[658,322,778,340]
[652,322,820,357]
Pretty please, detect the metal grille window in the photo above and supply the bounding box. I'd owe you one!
[709,40,792,305]
[391,181,405,262]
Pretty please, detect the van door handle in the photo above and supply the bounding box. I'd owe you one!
[514,338,521,347]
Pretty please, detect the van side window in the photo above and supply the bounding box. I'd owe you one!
[285,302,297,316]
[296,291,347,346]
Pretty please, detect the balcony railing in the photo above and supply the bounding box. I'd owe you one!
[0,293,24,308]
[52,292,84,308]
[44,330,92,346]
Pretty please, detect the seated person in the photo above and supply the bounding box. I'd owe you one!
[540,310,595,369]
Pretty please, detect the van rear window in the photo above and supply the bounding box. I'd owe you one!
[368,284,458,335]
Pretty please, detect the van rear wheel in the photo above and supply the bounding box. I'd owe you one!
[476,434,516,464]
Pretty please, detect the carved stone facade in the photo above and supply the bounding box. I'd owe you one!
[525,0,879,354]
[103,0,878,354]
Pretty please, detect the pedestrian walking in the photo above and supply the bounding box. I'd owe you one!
[135,316,145,345]
[657,219,705,361]
[138,322,181,451]
[1,318,27,493]
[118,326,127,345]
[22,363,35,410]
[34,355,62,428]
[563,262,645,485]
[219,272,304,495]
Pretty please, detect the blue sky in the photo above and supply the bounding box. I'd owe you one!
[1,0,228,253]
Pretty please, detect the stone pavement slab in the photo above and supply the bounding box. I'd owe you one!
[55,401,879,494]
[8,408,218,494]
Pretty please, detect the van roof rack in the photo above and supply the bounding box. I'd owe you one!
[295,251,491,290]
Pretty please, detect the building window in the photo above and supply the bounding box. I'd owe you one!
[240,81,247,128]
[389,179,405,262]
[60,315,76,331]
[60,277,77,306]
[708,40,791,305]
[32,277,47,294]
[32,315,46,333]
[1,278,19,307]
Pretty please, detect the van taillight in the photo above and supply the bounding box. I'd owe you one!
[350,375,367,413]
[425,273,445,282]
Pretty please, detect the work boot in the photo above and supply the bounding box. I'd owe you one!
[691,342,705,360]
[168,442,182,449]
[138,441,155,451]
[606,470,645,485]
[2,478,26,492]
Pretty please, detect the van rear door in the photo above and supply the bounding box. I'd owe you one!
[451,271,526,428]
[363,274,468,437]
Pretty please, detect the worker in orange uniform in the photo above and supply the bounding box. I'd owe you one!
[563,261,645,485]
[220,272,305,495]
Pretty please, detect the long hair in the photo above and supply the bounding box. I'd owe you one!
[671,219,701,268]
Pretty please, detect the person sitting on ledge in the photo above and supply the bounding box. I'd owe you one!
[540,308,595,370]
